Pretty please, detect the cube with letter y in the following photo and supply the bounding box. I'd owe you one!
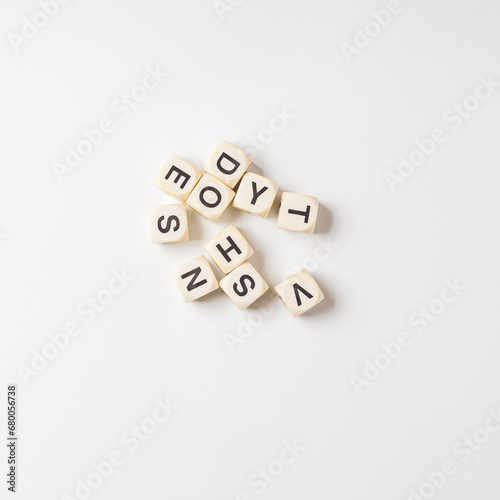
[233,172,278,218]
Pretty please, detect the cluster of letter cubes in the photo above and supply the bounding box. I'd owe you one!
[150,140,324,317]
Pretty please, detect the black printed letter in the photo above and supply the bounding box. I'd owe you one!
[293,283,313,306]
[181,267,207,291]
[217,152,240,175]
[216,236,242,263]
[200,186,222,208]
[157,215,180,233]
[166,166,190,189]
[233,275,256,296]
[251,182,268,205]
[288,205,311,223]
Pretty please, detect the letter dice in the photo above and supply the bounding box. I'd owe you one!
[277,192,319,233]
[171,255,219,302]
[275,269,324,316]
[204,225,254,274]
[233,172,278,218]
[186,173,235,222]
[155,155,203,202]
[203,140,251,188]
[150,204,188,243]
[219,262,269,310]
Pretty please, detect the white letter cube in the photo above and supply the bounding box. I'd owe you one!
[150,204,188,243]
[186,173,235,222]
[204,225,254,274]
[171,255,219,302]
[219,262,269,310]
[203,140,251,188]
[233,172,278,218]
[155,155,203,202]
[277,192,319,233]
[275,269,324,316]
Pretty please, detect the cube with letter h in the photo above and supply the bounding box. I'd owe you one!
[155,155,203,202]
[204,225,254,274]
[203,140,251,188]
[277,192,319,233]
[171,255,219,302]
[275,269,324,316]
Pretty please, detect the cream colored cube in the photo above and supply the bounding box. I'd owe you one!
[275,269,324,317]
[233,172,278,218]
[203,140,251,188]
[219,262,269,310]
[186,173,235,222]
[150,204,188,243]
[204,225,254,274]
[171,255,219,302]
[277,192,319,233]
[155,155,203,202]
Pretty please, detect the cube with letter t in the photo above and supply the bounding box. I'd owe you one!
[277,192,319,233]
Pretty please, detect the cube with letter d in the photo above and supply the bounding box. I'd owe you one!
[203,140,251,188]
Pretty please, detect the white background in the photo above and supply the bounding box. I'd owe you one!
[2,0,500,499]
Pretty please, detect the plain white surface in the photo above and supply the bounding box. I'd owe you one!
[2,1,500,499]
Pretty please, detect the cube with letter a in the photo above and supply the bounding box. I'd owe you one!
[275,269,324,316]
